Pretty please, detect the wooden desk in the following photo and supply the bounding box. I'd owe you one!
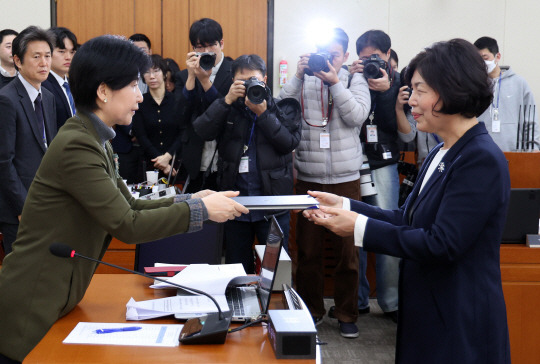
[25,274,318,363]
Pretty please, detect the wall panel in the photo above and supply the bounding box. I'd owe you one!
[162,0,190,65]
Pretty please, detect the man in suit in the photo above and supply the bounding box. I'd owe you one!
[0,29,19,89]
[178,18,233,192]
[0,26,57,255]
[42,27,78,130]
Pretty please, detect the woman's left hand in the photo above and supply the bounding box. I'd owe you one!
[152,153,173,171]
[308,205,358,237]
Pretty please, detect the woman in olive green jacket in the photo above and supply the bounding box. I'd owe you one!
[0,35,248,363]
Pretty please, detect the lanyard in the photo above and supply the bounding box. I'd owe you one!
[301,80,333,128]
[492,72,502,109]
[243,116,257,154]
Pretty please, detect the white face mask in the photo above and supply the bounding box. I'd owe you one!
[485,59,497,73]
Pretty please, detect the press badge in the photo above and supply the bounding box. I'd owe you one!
[320,132,330,149]
[492,108,500,133]
[366,125,378,143]
[239,156,249,173]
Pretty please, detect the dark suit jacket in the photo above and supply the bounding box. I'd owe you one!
[0,77,57,224]
[178,57,233,178]
[352,123,511,363]
[42,73,73,129]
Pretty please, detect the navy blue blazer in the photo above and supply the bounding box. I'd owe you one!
[0,77,57,224]
[42,73,73,130]
[352,123,511,363]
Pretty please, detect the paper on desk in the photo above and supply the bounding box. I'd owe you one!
[150,263,247,295]
[63,322,183,347]
[126,295,229,320]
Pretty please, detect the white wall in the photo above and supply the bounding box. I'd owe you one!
[0,0,51,31]
[273,0,540,102]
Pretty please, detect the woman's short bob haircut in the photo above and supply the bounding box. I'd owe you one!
[69,35,151,113]
[404,38,492,118]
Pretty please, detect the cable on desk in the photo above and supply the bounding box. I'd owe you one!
[228,316,267,333]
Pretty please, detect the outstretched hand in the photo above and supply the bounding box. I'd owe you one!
[307,190,343,209]
[307,205,358,237]
[201,191,249,223]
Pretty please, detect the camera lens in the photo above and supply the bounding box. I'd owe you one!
[246,84,266,104]
[199,53,216,71]
[363,63,382,79]
[308,54,327,73]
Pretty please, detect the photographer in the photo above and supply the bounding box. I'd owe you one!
[350,30,401,322]
[193,54,301,274]
[278,27,370,338]
[177,18,232,192]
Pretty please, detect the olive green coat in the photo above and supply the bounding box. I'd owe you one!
[0,113,193,361]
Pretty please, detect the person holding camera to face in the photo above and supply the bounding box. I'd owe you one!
[278,27,370,338]
[350,30,401,323]
[177,18,233,193]
[193,54,301,274]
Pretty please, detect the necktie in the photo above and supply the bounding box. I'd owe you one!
[34,93,48,148]
[63,81,76,115]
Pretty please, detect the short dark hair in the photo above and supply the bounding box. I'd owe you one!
[356,30,391,55]
[12,26,53,69]
[390,49,398,65]
[48,27,78,51]
[69,35,150,112]
[189,18,223,47]
[231,54,266,78]
[317,27,349,54]
[473,36,499,55]
[164,58,180,74]
[0,29,19,44]
[143,54,168,84]
[405,38,492,118]
[128,33,151,49]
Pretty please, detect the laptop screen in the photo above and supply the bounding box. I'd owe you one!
[258,216,284,313]
[501,188,540,243]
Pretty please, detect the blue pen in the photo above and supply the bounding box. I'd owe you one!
[95,326,142,334]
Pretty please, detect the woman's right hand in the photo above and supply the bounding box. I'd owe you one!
[202,191,249,223]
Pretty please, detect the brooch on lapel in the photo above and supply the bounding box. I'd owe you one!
[438,162,445,173]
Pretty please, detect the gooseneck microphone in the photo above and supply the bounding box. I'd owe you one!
[49,242,231,344]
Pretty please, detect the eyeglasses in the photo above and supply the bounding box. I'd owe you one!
[193,42,219,52]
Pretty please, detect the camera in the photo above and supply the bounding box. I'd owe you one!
[305,52,333,76]
[244,77,267,104]
[362,54,386,79]
[397,159,418,205]
[197,52,216,71]
[360,155,377,197]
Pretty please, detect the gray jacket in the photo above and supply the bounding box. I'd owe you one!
[278,69,370,184]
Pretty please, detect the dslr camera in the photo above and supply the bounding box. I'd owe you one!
[197,52,216,71]
[362,54,386,79]
[305,52,333,76]
[244,77,267,104]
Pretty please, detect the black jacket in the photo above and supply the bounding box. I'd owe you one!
[360,71,401,170]
[177,57,233,178]
[42,73,73,130]
[193,95,301,196]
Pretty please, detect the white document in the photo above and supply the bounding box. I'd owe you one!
[63,322,183,347]
[150,263,246,295]
[126,295,229,321]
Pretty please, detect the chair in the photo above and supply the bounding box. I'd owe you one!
[134,221,224,272]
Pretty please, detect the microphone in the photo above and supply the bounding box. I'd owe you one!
[49,242,231,344]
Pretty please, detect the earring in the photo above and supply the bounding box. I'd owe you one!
[104,98,108,103]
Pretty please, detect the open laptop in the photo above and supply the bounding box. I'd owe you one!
[174,215,283,322]
[225,215,284,321]
[501,188,540,243]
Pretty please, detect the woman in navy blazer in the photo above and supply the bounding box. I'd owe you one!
[305,39,511,363]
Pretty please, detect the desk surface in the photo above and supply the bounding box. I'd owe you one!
[25,274,319,363]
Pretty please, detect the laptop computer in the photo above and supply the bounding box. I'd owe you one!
[174,215,283,321]
[501,188,540,243]
[225,215,284,321]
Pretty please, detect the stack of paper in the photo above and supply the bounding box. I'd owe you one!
[126,295,229,320]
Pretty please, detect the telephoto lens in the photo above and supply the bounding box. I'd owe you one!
[244,77,267,104]
[360,155,377,197]
[198,52,217,71]
[305,52,332,76]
